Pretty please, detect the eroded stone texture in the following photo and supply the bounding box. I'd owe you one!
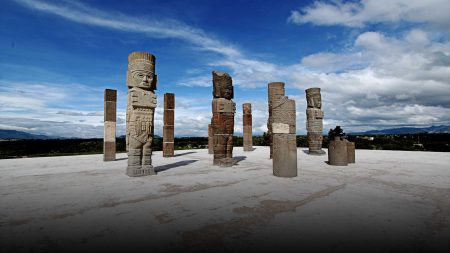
[272,96,297,177]
[306,88,325,155]
[211,71,235,167]
[163,93,175,157]
[267,82,285,159]
[104,88,117,161]
[347,140,355,163]
[208,124,214,154]
[328,137,348,166]
[243,103,252,152]
[125,52,157,176]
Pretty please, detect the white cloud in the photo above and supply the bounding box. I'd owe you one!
[288,0,450,29]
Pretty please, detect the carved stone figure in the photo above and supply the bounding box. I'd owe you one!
[272,95,297,177]
[243,103,253,152]
[267,82,285,159]
[104,89,116,161]
[125,52,157,176]
[305,87,325,155]
[163,93,175,157]
[208,124,214,154]
[211,71,235,167]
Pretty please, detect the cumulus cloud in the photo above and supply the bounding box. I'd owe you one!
[288,0,450,29]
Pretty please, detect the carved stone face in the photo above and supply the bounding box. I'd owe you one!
[130,68,153,88]
[306,88,321,108]
[126,52,156,90]
[312,95,321,108]
[213,71,233,99]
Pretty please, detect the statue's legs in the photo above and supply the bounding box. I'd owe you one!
[126,136,155,176]
[142,139,155,174]
[213,134,226,166]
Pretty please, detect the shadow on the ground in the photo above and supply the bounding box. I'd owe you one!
[173,151,197,157]
[234,156,246,164]
[155,160,198,173]
[115,157,128,161]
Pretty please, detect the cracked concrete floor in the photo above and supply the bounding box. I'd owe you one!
[1,147,449,252]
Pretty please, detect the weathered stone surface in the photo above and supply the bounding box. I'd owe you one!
[104,89,116,162]
[163,93,175,157]
[347,140,355,164]
[208,124,214,154]
[103,140,116,162]
[328,137,348,166]
[267,82,285,159]
[272,96,297,177]
[163,126,174,142]
[104,89,117,102]
[243,103,252,152]
[104,102,116,122]
[305,87,325,155]
[125,52,157,176]
[211,71,235,167]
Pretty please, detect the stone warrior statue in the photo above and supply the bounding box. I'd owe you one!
[126,52,157,176]
[211,71,235,167]
[305,87,325,155]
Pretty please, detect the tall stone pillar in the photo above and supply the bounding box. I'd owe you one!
[243,103,253,152]
[208,124,214,154]
[125,52,157,177]
[104,89,117,161]
[305,88,325,155]
[211,71,235,167]
[267,82,285,159]
[163,93,175,157]
[272,96,297,177]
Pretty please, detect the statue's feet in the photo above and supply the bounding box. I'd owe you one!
[126,165,156,177]
[213,158,235,167]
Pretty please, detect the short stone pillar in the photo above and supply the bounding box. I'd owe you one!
[208,124,214,154]
[346,140,355,163]
[328,137,348,166]
[125,52,157,177]
[211,71,235,167]
[163,93,175,157]
[267,82,285,159]
[104,89,117,161]
[243,103,252,152]
[305,87,325,155]
[272,96,297,177]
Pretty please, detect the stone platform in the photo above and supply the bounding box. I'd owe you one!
[1,147,449,252]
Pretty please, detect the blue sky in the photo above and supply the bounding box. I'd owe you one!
[1,0,450,138]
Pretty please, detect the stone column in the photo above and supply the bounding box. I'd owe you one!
[328,137,348,166]
[346,140,355,163]
[243,103,253,151]
[272,96,297,177]
[208,124,214,154]
[163,93,175,157]
[211,71,235,167]
[267,82,285,159]
[104,89,116,161]
[305,88,325,155]
[125,51,157,177]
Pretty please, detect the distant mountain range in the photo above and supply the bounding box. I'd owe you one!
[0,130,59,140]
[1,126,450,140]
[349,125,450,135]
